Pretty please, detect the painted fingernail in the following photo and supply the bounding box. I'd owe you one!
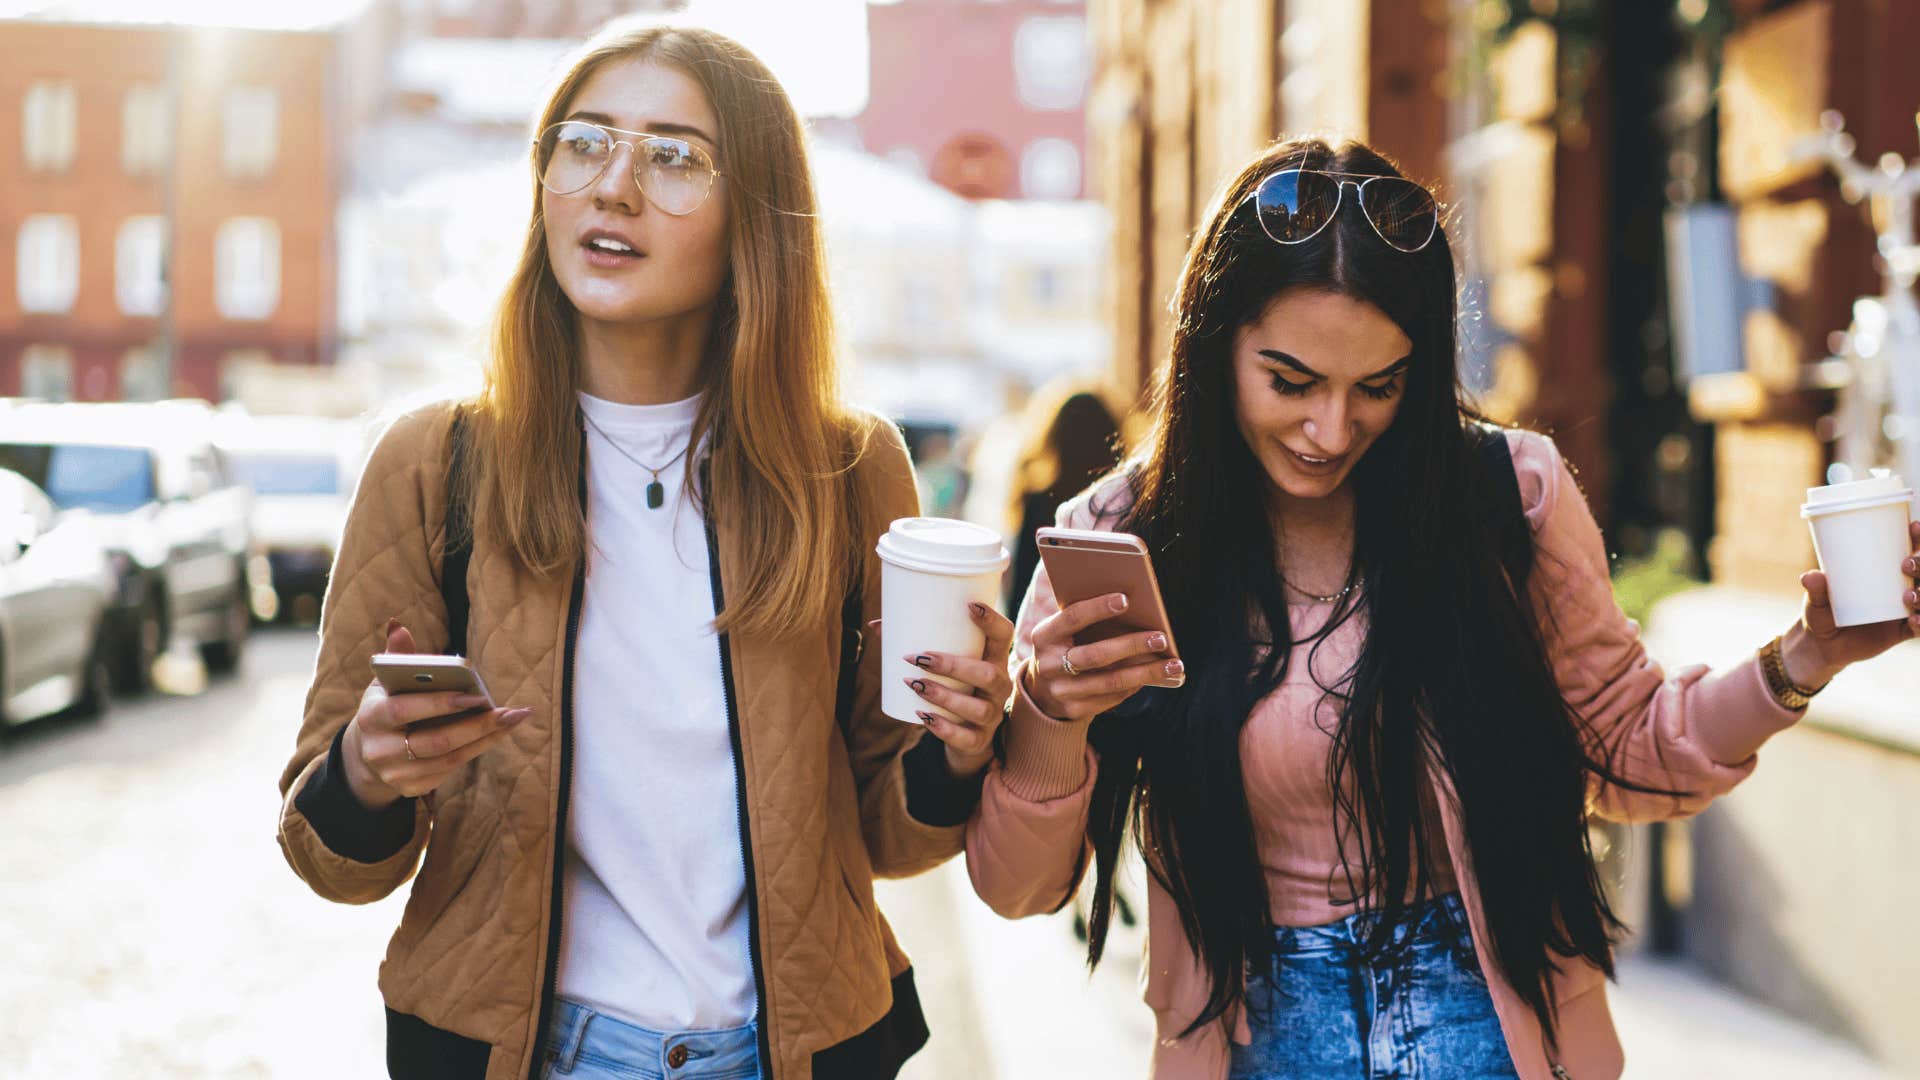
[1147,633,1167,650]
[916,711,935,723]
[501,708,532,726]
[908,678,928,694]
[1906,558,1917,573]
[1165,659,1184,676]
[911,654,935,670]
[1109,594,1129,612]
[385,616,401,635]
[1907,590,1918,606]
[969,602,988,618]
[454,694,491,708]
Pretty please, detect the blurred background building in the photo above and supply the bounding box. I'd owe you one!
[0,4,392,404]
[850,0,1090,201]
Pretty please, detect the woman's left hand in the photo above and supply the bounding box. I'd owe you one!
[1784,519,1920,687]
[901,602,1016,780]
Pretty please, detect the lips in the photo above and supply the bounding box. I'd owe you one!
[1283,445,1345,474]
[579,227,645,267]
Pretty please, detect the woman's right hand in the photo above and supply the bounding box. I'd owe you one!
[1024,592,1184,722]
[340,619,532,812]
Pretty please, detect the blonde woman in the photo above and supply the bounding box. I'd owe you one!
[276,22,1012,1080]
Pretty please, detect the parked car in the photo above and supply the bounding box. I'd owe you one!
[0,467,117,726]
[0,401,254,692]
[214,412,364,623]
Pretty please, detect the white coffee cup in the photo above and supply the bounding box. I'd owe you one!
[876,517,1010,723]
[1801,469,1916,627]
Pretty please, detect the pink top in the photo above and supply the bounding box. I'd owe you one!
[1245,600,1457,925]
[965,430,1803,1080]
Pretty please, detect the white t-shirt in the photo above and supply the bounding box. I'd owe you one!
[556,389,755,1031]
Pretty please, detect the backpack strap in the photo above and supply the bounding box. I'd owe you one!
[441,408,473,657]
[1475,423,1534,594]
[834,574,865,734]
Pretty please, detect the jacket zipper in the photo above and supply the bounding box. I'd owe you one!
[704,499,775,1073]
[525,453,588,1080]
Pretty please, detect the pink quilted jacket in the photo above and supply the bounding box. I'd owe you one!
[965,429,1803,1079]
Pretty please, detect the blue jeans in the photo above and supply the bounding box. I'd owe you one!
[1228,893,1520,1079]
[537,998,763,1080]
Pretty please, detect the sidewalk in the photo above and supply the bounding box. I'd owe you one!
[878,860,1907,1079]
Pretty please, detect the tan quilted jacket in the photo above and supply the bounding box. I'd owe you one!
[276,400,967,1080]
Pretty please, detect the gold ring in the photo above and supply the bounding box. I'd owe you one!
[1061,649,1081,678]
[404,731,416,761]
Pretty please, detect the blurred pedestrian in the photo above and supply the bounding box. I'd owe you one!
[961,136,1920,1079]
[914,428,968,520]
[1004,385,1123,612]
[274,21,1008,1080]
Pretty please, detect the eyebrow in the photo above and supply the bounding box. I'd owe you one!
[1259,349,1409,382]
[565,110,717,147]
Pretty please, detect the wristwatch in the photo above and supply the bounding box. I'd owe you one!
[1758,635,1825,711]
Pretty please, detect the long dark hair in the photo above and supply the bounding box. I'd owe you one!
[1078,137,1670,1046]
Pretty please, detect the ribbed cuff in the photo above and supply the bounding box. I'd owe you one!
[1689,654,1806,766]
[998,677,1095,803]
[293,725,418,864]
[902,728,986,827]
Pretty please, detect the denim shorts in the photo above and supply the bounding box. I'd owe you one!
[537,998,763,1080]
[1228,893,1520,1080]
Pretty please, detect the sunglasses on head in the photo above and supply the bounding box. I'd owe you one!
[1241,168,1439,254]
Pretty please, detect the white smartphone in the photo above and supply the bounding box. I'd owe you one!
[370,652,495,706]
[1034,527,1184,688]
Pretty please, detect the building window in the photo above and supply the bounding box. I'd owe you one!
[22,81,78,173]
[16,214,80,314]
[1020,138,1081,200]
[215,217,280,320]
[116,215,167,316]
[21,345,74,401]
[222,87,279,179]
[122,84,170,176]
[1013,16,1088,111]
[121,347,167,401]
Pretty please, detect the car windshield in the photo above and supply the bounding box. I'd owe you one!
[233,453,341,496]
[0,443,157,512]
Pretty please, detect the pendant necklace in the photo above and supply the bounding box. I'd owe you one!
[582,411,691,510]
[1284,575,1362,604]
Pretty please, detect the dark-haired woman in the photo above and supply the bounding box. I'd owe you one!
[963,136,1920,1079]
[1004,386,1124,612]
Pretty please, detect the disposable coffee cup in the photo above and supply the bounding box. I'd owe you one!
[1801,469,1916,627]
[876,517,1010,724]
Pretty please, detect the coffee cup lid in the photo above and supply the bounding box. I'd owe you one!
[1802,468,1915,517]
[876,517,1010,576]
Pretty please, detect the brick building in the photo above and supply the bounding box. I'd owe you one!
[853,0,1090,201]
[0,7,391,402]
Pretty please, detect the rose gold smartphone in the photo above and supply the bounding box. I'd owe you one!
[1034,527,1183,687]
[370,653,495,706]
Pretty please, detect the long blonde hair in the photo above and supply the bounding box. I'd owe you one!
[464,21,867,639]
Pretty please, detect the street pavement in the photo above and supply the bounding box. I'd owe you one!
[0,628,1904,1078]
